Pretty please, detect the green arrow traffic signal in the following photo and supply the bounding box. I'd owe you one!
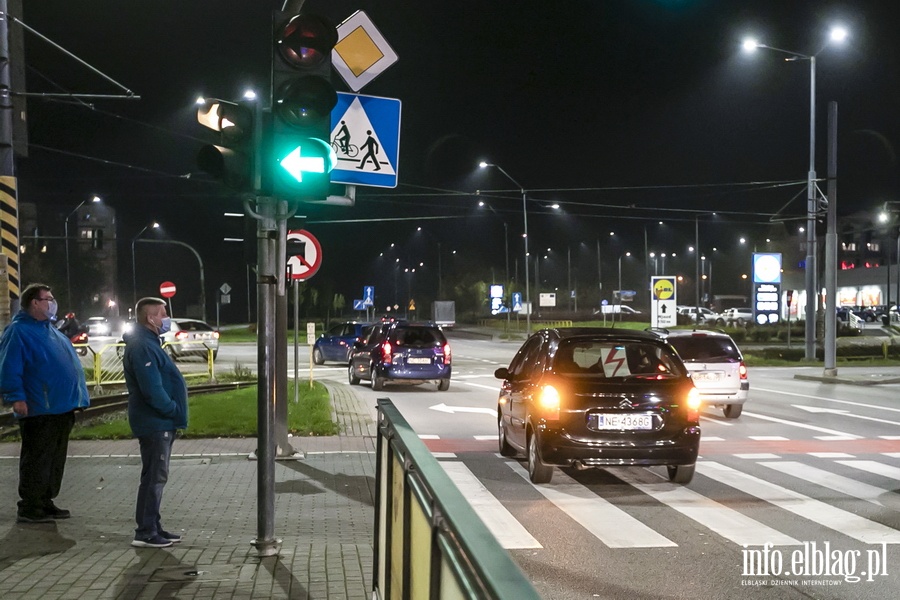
[275,137,336,186]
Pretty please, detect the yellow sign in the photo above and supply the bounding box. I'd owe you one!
[653,278,675,301]
[409,299,416,311]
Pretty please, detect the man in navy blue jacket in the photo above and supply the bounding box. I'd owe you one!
[123,297,188,548]
[0,283,90,523]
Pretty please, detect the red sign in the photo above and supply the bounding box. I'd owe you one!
[286,229,323,281]
[159,281,177,298]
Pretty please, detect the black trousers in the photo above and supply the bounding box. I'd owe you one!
[17,411,76,512]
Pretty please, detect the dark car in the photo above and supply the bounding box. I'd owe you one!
[313,321,370,364]
[348,320,452,391]
[495,328,700,484]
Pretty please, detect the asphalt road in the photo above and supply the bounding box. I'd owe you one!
[156,335,900,598]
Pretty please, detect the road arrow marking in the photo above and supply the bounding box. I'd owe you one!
[429,403,497,418]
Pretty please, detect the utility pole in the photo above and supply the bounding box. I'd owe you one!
[0,1,21,310]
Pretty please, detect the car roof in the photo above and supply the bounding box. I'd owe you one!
[549,327,664,342]
[654,329,735,340]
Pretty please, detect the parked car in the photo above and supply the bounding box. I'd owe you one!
[313,321,370,364]
[494,327,700,484]
[715,307,754,326]
[119,318,219,360]
[651,329,748,418]
[677,306,722,324]
[348,320,451,391]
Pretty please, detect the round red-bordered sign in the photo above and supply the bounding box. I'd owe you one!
[159,281,177,298]
[286,229,323,281]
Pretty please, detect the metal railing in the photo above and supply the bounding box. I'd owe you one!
[75,341,217,393]
[373,398,540,600]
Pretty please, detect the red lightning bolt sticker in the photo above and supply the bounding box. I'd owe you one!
[604,347,627,376]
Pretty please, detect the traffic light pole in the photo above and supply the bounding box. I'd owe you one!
[251,195,281,557]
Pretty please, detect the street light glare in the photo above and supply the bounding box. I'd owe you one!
[478,161,489,168]
[243,89,257,100]
[830,26,848,43]
[742,38,759,52]
[879,212,889,223]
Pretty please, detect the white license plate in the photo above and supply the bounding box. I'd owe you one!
[694,371,722,381]
[591,413,653,430]
[407,357,431,365]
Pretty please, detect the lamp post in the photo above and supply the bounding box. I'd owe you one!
[134,238,208,323]
[743,26,848,359]
[64,195,101,308]
[480,161,530,332]
[477,200,510,286]
[131,222,159,307]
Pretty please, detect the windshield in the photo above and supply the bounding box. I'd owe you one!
[553,339,686,379]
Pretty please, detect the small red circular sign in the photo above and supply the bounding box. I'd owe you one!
[159,281,177,298]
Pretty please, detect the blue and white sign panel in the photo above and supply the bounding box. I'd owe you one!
[330,92,401,188]
[363,286,375,307]
[353,299,366,310]
[512,292,522,312]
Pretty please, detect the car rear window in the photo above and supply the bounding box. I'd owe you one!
[554,339,685,379]
[390,326,445,347]
[176,321,213,332]
[668,336,741,362]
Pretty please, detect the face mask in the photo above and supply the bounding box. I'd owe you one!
[45,300,58,320]
[157,316,172,335]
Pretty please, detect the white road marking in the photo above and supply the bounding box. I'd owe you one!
[837,460,900,482]
[749,436,789,441]
[760,461,888,506]
[507,462,676,548]
[440,462,542,549]
[756,387,900,415]
[735,453,781,459]
[611,467,800,546]
[698,461,900,544]
[741,410,860,439]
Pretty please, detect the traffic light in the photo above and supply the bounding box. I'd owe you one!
[196,99,255,192]
[270,10,338,201]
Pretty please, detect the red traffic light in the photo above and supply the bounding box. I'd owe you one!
[276,13,338,69]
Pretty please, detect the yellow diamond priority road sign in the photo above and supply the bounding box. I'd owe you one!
[332,11,398,92]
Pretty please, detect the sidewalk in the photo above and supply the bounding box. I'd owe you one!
[0,383,378,600]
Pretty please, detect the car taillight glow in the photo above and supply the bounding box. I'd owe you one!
[686,387,701,421]
[381,341,392,362]
[213,331,220,339]
[738,361,748,380]
[175,331,189,341]
[442,342,451,364]
[538,385,560,420]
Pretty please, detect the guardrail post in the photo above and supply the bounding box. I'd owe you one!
[92,348,103,394]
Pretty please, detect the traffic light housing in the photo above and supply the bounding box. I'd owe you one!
[270,10,338,201]
[196,99,255,192]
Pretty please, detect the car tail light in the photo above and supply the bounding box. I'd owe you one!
[213,331,220,339]
[442,342,451,364]
[538,385,560,420]
[686,387,701,422]
[738,361,748,380]
[380,341,392,363]
[73,332,88,343]
[175,331,189,341]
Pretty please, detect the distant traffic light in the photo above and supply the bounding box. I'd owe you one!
[270,10,338,201]
[196,98,255,192]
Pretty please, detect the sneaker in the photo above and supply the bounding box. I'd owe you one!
[44,505,71,519]
[16,511,53,524]
[131,535,173,548]
[159,530,182,543]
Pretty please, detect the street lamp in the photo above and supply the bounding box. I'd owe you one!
[64,195,101,308]
[743,25,848,359]
[131,221,159,307]
[479,161,530,332]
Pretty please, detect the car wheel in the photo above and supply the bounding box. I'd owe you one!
[371,372,385,391]
[313,348,325,365]
[723,404,743,419]
[715,318,724,326]
[736,318,746,326]
[527,431,553,484]
[498,417,516,457]
[666,464,695,484]
[348,364,360,386]
[437,379,450,391]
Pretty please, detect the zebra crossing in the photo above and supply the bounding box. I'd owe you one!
[438,452,900,550]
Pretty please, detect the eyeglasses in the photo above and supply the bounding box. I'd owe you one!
[35,297,55,303]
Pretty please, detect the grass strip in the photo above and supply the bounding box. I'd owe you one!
[69,380,338,440]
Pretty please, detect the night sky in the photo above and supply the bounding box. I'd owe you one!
[14,0,900,319]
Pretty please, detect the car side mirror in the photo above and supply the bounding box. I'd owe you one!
[494,367,510,380]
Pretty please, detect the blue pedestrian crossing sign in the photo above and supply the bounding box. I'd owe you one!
[512,292,523,312]
[353,299,366,311]
[330,92,401,188]
[363,285,375,307]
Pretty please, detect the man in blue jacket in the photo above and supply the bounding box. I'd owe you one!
[0,283,90,523]
[123,297,188,548]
